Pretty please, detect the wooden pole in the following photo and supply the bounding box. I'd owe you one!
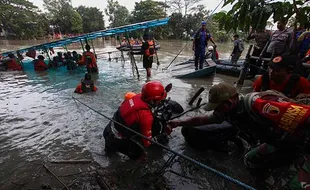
[126,30,140,78]
[237,45,253,85]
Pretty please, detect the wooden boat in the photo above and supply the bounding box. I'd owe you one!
[174,58,245,77]
[116,44,161,53]
[172,59,217,79]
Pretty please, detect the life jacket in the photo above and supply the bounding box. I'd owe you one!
[145,41,155,57]
[261,73,301,98]
[84,52,97,68]
[242,91,310,145]
[113,94,152,138]
[81,80,95,93]
[34,60,47,71]
[7,59,22,71]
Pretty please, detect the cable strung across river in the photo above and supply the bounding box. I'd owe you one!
[72,95,256,190]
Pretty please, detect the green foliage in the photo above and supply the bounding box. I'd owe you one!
[131,0,167,22]
[0,0,49,39]
[214,0,310,32]
[76,6,105,33]
[105,0,130,28]
[70,10,83,33]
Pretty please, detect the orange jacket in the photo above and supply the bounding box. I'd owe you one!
[144,41,155,57]
[253,74,310,97]
[7,59,23,71]
[34,60,48,71]
[80,51,97,67]
[74,81,98,94]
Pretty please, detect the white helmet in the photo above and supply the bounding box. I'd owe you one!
[208,46,214,51]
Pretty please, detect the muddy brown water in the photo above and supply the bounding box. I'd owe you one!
[0,39,256,189]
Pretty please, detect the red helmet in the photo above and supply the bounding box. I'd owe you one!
[141,81,167,102]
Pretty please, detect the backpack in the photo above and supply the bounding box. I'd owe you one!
[238,40,244,52]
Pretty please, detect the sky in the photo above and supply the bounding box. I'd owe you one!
[29,0,231,24]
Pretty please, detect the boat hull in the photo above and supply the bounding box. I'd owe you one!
[116,44,161,52]
[172,59,217,79]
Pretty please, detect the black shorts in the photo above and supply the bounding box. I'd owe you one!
[143,56,153,69]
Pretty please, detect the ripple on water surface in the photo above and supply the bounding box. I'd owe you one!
[0,43,255,189]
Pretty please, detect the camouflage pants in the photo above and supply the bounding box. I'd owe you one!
[244,143,310,189]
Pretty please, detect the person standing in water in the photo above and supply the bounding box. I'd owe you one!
[74,73,98,94]
[141,34,155,78]
[193,21,217,70]
[80,45,98,74]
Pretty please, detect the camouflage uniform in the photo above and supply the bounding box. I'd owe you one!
[243,91,310,189]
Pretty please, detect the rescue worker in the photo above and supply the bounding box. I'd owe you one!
[34,55,48,71]
[80,45,98,73]
[141,34,155,78]
[253,55,310,98]
[265,19,293,58]
[103,81,169,160]
[193,21,217,70]
[5,53,23,71]
[74,73,98,94]
[231,34,244,64]
[167,82,310,189]
[247,29,270,77]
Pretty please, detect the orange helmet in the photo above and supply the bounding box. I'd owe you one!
[141,81,167,102]
[124,92,136,101]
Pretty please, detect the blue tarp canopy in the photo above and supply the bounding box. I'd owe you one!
[1,17,170,57]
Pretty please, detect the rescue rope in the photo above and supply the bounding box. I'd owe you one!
[72,95,256,190]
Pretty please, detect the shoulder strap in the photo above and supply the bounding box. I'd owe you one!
[261,72,270,91]
[283,74,300,97]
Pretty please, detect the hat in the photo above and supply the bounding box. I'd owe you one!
[201,21,206,25]
[268,55,297,69]
[203,83,238,111]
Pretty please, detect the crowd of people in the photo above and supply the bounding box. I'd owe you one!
[0,44,99,74]
[1,18,310,189]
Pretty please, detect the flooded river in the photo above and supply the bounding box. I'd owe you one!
[0,39,256,189]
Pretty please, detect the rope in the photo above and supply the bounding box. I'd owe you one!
[72,96,256,190]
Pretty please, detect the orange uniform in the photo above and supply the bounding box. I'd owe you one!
[253,74,310,98]
[74,80,98,94]
[7,59,23,71]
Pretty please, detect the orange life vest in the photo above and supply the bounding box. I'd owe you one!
[7,59,23,71]
[145,40,155,57]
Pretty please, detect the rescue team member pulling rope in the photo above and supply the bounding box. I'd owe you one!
[72,82,256,190]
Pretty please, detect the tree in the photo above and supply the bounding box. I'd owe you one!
[105,0,130,28]
[77,6,105,33]
[0,0,49,39]
[167,0,202,16]
[43,0,74,33]
[213,0,310,33]
[167,13,184,39]
[70,10,83,33]
[131,0,167,22]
